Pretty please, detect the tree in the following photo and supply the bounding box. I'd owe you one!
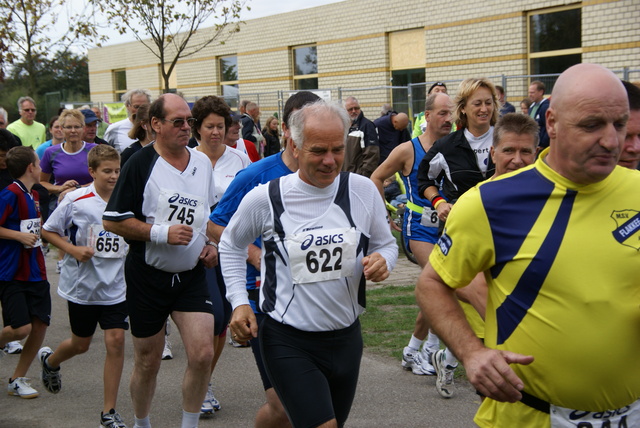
[0,0,104,95]
[0,52,90,123]
[92,0,247,92]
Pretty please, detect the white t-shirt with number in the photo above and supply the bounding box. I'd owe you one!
[43,184,128,305]
[104,146,215,273]
[220,171,398,332]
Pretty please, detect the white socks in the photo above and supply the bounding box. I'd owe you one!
[181,409,200,428]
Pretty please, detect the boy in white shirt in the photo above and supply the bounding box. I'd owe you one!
[39,145,129,428]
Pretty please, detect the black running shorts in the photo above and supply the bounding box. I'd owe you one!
[67,300,129,338]
[0,280,51,328]
[125,254,213,338]
[260,316,363,428]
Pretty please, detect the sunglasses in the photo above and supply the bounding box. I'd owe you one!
[162,117,197,128]
[22,108,36,113]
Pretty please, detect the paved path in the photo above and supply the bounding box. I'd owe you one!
[0,251,480,427]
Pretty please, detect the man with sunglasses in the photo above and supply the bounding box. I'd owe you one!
[103,93,217,428]
[7,97,46,149]
[342,96,379,177]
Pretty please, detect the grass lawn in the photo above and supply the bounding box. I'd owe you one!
[360,285,419,361]
[360,284,468,379]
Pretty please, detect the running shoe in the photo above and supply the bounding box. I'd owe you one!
[431,349,457,398]
[162,338,173,360]
[419,346,437,376]
[228,336,250,348]
[56,260,63,274]
[200,383,221,415]
[207,383,221,411]
[4,341,23,354]
[401,347,431,375]
[100,408,127,428]
[8,377,38,398]
[38,346,61,393]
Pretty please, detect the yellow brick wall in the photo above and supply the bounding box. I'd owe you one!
[88,0,640,116]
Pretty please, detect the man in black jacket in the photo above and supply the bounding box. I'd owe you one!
[342,96,379,177]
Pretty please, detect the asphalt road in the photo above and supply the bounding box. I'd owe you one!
[0,251,480,427]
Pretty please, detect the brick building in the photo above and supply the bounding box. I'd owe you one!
[88,0,640,118]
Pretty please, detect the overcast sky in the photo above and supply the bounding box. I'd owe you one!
[99,0,345,46]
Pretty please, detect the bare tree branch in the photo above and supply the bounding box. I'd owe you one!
[91,0,247,92]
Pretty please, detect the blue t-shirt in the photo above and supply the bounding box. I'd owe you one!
[35,140,53,160]
[210,152,293,312]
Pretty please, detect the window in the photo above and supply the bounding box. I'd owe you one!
[292,45,318,90]
[391,69,425,116]
[388,29,426,116]
[113,69,127,101]
[219,55,239,108]
[528,5,582,79]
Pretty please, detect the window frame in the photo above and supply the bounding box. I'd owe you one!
[527,4,582,76]
[113,69,127,102]
[292,44,318,90]
[219,55,239,107]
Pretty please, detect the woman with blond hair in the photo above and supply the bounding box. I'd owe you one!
[416,77,499,398]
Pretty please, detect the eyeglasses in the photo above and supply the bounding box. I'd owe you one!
[347,107,361,112]
[22,108,36,113]
[63,125,83,130]
[162,117,197,128]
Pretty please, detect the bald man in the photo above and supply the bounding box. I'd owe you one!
[373,110,410,164]
[416,64,640,427]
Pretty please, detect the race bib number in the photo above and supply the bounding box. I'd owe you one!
[286,227,357,284]
[550,398,640,428]
[156,189,205,227]
[20,218,41,248]
[420,206,440,228]
[88,224,126,258]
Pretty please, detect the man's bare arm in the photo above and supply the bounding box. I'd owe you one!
[416,264,534,402]
[104,218,152,242]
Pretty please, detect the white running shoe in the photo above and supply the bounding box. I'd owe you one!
[200,383,221,415]
[208,384,221,411]
[162,338,173,360]
[402,347,432,375]
[228,336,250,348]
[3,341,22,354]
[419,346,437,376]
[8,377,39,399]
[200,398,215,416]
[431,349,457,398]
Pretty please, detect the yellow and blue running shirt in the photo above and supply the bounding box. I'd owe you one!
[429,149,640,427]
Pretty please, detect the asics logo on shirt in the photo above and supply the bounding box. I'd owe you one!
[301,233,345,250]
[167,193,198,207]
